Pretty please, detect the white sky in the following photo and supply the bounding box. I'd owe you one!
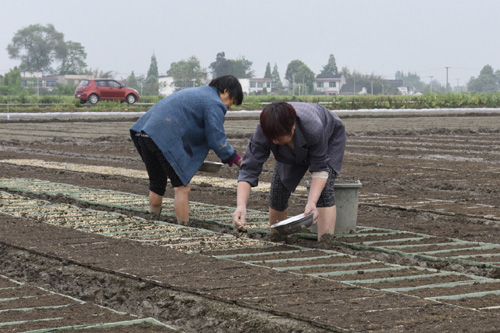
[1,0,499,87]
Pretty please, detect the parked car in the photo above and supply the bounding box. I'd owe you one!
[75,79,140,105]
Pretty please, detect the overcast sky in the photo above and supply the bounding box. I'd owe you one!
[1,0,499,87]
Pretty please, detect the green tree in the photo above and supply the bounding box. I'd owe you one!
[320,54,338,75]
[167,56,206,89]
[133,74,146,95]
[285,60,315,94]
[7,24,67,72]
[210,52,233,78]
[126,71,140,91]
[467,65,499,92]
[209,52,254,78]
[294,64,315,94]
[143,54,159,95]
[143,75,159,95]
[342,67,387,95]
[231,56,254,78]
[285,60,306,85]
[83,68,114,78]
[423,79,445,94]
[264,62,272,78]
[397,71,425,92]
[147,54,159,77]
[51,83,77,95]
[271,63,283,92]
[341,66,350,77]
[58,41,87,74]
[0,67,23,95]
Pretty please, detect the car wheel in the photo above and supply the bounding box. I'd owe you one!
[126,94,137,104]
[88,94,99,105]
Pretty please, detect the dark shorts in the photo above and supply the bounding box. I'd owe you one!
[269,164,336,211]
[136,135,183,196]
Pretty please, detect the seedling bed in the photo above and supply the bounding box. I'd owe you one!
[255,255,372,268]
[201,245,292,256]
[366,273,481,289]
[409,281,500,298]
[319,266,435,281]
[2,178,500,318]
[445,294,500,309]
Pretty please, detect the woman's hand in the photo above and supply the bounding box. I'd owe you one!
[228,153,242,167]
[305,177,326,225]
[233,181,251,229]
[304,202,319,225]
[232,206,247,229]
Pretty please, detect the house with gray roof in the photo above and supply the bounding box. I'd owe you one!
[314,74,345,95]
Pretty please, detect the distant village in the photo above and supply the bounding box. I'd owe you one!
[14,70,413,97]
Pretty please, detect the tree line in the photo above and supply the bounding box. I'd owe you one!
[2,23,500,96]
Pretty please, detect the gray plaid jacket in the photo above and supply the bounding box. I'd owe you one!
[238,102,346,191]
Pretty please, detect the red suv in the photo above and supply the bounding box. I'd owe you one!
[75,79,140,105]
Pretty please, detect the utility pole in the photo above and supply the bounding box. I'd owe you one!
[445,67,450,92]
[429,76,433,93]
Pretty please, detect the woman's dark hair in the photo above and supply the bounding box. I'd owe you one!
[260,101,297,141]
[209,75,243,105]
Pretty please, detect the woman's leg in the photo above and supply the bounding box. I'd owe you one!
[268,164,292,232]
[174,183,191,224]
[316,166,337,241]
[317,206,336,241]
[149,191,163,219]
[269,207,288,229]
[136,136,168,220]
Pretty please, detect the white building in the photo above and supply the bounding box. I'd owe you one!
[20,70,43,88]
[56,74,90,86]
[158,76,175,96]
[314,74,346,95]
[19,71,90,90]
[238,78,272,94]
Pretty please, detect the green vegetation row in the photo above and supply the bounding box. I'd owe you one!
[243,93,500,110]
[2,93,500,112]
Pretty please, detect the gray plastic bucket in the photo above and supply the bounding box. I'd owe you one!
[307,181,362,234]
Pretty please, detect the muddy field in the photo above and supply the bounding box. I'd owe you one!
[0,109,500,331]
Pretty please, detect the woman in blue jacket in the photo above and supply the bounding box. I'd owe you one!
[131,75,243,224]
[232,101,346,241]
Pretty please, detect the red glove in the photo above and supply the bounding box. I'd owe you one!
[228,153,242,167]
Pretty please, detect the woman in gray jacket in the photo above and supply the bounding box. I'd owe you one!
[232,101,346,241]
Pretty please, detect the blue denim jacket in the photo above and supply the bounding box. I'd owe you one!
[238,102,346,191]
[130,86,237,186]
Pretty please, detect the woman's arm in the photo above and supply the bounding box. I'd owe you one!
[304,176,327,224]
[232,181,252,229]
